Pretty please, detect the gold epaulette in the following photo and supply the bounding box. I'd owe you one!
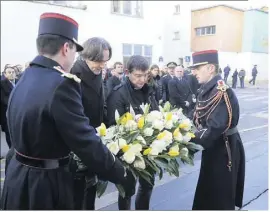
[53,66,81,83]
[216,80,229,92]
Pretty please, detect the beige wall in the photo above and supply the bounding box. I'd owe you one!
[191,6,244,52]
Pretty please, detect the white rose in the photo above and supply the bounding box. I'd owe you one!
[129,143,143,155]
[180,119,192,131]
[175,132,183,142]
[163,130,173,144]
[180,147,189,157]
[153,120,164,131]
[165,120,173,129]
[146,111,163,123]
[123,151,136,164]
[133,156,146,169]
[143,128,154,137]
[149,148,160,156]
[170,145,179,152]
[118,138,127,148]
[150,140,167,153]
[172,113,179,122]
[136,136,146,145]
[182,133,192,142]
[125,120,138,131]
[106,141,120,155]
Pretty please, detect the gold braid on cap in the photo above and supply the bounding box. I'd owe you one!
[193,80,232,133]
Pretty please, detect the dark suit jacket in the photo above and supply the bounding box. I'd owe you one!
[1,78,15,132]
[71,60,104,128]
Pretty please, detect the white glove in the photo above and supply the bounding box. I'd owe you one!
[185,101,190,107]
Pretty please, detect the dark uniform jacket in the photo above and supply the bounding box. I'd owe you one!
[0,56,125,210]
[70,59,104,128]
[191,75,245,210]
[168,76,193,115]
[0,78,15,132]
[106,75,121,98]
[161,74,174,102]
[106,78,159,127]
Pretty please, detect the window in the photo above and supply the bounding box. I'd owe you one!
[174,5,180,14]
[195,26,216,36]
[123,44,132,56]
[122,44,153,68]
[123,1,132,15]
[134,45,143,55]
[111,0,143,18]
[173,31,180,40]
[144,45,152,57]
[112,0,120,13]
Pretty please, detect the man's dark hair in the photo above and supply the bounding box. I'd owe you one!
[150,64,159,70]
[127,55,149,73]
[114,62,123,69]
[36,34,75,56]
[80,37,112,62]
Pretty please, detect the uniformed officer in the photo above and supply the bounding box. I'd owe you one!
[160,62,176,103]
[189,50,245,210]
[0,12,126,210]
[107,55,159,210]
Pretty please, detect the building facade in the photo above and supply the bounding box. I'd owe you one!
[1,1,165,70]
[190,5,268,81]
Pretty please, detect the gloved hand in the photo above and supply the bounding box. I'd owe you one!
[185,101,190,107]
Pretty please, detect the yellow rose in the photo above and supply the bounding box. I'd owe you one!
[187,132,195,138]
[168,150,179,157]
[157,131,166,140]
[122,145,130,153]
[137,117,145,129]
[165,112,173,121]
[120,112,133,125]
[143,148,152,155]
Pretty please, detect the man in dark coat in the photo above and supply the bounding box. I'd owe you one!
[160,62,176,103]
[1,65,17,149]
[168,66,194,115]
[106,62,124,97]
[0,13,127,210]
[223,64,230,83]
[232,69,238,89]
[107,55,159,210]
[70,37,113,210]
[189,50,245,210]
[249,65,258,85]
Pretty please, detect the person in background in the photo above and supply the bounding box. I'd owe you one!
[223,64,230,83]
[106,62,124,97]
[160,62,176,103]
[249,65,258,85]
[148,64,162,102]
[1,65,17,149]
[238,69,246,89]
[232,69,238,89]
[70,37,113,210]
[107,55,158,210]
[189,50,245,210]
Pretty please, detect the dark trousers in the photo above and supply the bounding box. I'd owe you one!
[232,79,237,89]
[4,130,11,149]
[239,78,245,88]
[224,74,229,83]
[73,177,97,210]
[118,169,155,210]
[249,76,256,85]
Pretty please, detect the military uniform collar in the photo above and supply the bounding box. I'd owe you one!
[200,74,222,95]
[30,55,64,71]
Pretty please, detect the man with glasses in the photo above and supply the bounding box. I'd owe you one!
[70,37,113,210]
[161,62,176,103]
[106,62,124,97]
[107,55,159,210]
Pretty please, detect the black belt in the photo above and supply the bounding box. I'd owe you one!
[224,127,238,136]
[15,153,70,169]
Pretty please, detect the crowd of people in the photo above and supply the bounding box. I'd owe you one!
[1,12,245,211]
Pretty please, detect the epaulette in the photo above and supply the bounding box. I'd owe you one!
[216,80,229,92]
[113,83,123,91]
[53,66,81,83]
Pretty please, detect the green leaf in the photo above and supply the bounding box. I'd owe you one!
[96,181,108,198]
[144,158,160,173]
[137,169,153,186]
[115,184,125,198]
